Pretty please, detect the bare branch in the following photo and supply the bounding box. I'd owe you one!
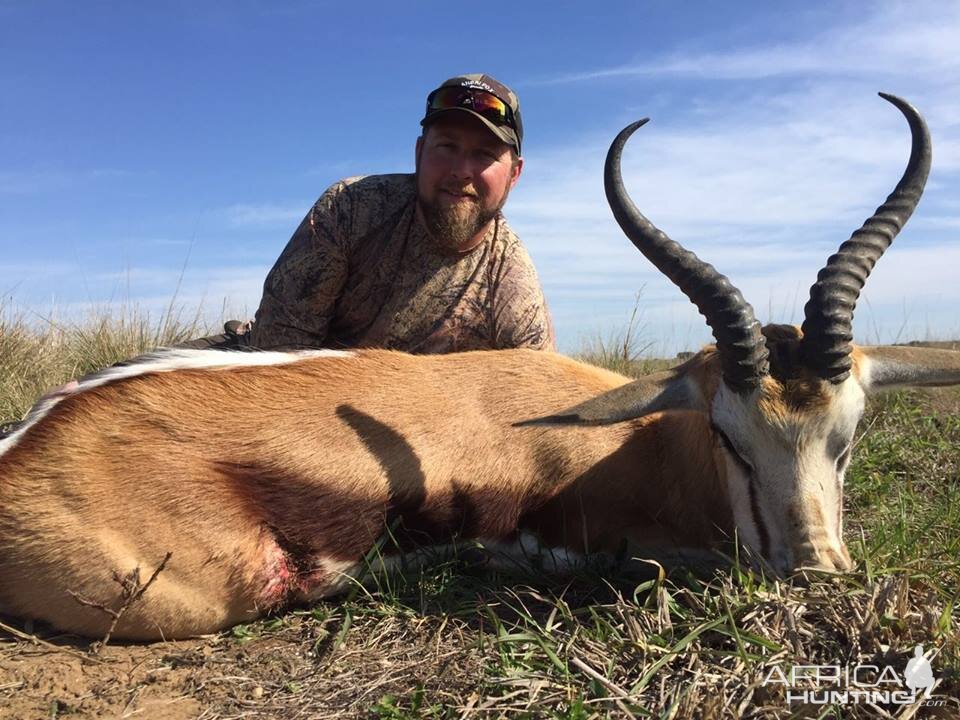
[68,552,172,653]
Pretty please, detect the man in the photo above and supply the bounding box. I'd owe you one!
[245,73,554,353]
[0,76,554,442]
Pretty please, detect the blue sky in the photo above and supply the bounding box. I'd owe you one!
[2,1,959,354]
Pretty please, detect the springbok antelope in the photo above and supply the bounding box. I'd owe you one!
[1,94,959,641]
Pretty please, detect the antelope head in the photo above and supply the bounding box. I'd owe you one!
[528,93,960,575]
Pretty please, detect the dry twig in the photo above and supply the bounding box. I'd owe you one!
[68,551,172,652]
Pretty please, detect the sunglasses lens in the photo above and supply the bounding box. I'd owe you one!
[427,87,511,126]
[468,92,509,122]
[428,87,469,110]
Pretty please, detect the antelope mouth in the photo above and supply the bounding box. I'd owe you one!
[788,541,854,575]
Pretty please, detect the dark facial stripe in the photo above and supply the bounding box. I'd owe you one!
[712,424,771,559]
[747,475,771,560]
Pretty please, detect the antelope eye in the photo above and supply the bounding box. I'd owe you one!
[828,434,854,470]
[835,444,852,471]
[712,425,754,474]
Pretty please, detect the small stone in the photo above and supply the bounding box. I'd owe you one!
[252,686,264,699]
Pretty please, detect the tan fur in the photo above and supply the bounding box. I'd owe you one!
[0,349,732,640]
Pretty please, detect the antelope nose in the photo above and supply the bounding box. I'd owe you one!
[834,544,854,572]
[793,542,853,572]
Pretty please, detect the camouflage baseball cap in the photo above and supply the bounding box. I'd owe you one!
[421,74,523,156]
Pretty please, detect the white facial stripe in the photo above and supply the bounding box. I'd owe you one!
[0,348,353,459]
[723,461,763,555]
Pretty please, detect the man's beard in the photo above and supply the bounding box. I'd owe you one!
[418,186,508,252]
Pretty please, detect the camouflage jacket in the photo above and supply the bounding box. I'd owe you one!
[248,174,555,354]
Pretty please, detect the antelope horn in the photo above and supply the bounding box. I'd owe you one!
[605,119,769,393]
[801,93,932,383]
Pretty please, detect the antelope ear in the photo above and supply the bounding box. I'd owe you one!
[514,370,705,427]
[859,345,960,391]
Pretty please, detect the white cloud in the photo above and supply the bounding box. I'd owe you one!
[542,2,960,84]
[509,0,960,351]
[3,263,269,328]
[0,167,133,194]
[545,240,960,354]
[513,100,945,272]
[224,203,306,227]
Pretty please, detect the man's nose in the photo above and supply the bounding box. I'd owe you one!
[447,152,474,181]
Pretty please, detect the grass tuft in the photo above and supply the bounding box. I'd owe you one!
[574,291,675,378]
[0,299,211,427]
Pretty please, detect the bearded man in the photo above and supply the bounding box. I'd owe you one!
[243,74,555,353]
[0,77,555,442]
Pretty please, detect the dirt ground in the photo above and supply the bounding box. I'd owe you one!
[1,610,488,719]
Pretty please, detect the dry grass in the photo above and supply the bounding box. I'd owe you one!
[0,307,958,718]
[0,299,210,428]
[574,291,676,378]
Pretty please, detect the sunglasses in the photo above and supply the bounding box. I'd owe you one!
[425,86,517,130]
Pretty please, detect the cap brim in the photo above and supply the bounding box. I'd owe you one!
[421,108,520,154]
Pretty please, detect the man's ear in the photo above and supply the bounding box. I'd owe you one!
[415,135,424,172]
[510,156,524,188]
